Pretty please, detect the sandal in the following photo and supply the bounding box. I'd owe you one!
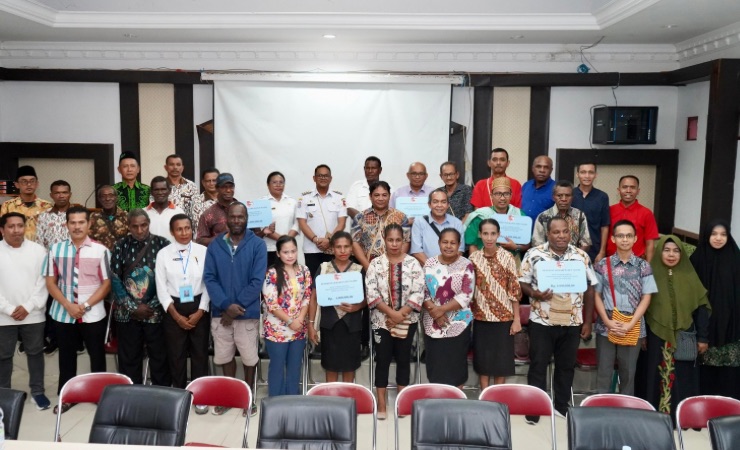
[53,402,77,415]
[377,411,387,420]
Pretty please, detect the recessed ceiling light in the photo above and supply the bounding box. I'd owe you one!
[510,35,525,40]
[661,24,678,29]
[122,33,138,38]
[323,34,336,39]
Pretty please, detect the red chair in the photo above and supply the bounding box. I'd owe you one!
[54,372,133,442]
[185,376,253,448]
[394,383,466,450]
[514,304,531,365]
[676,395,740,450]
[479,384,556,450]
[580,393,655,411]
[308,382,377,450]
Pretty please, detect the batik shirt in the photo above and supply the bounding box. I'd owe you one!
[167,178,201,221]
[531,205,592,249]
[593,253,657,338]
[36,208,70,249]
[196,201,232,242]
[113,180,150,211]
[0,196,52,241]
[422,256,475,338]
[469,248,522,322]
[191,193,217,234]
[351,208,410,261]
[519,242,598,327]
[89,208,129,251]
[366,254,423,331]
[446,183,474,220]
[262,265,312,342]
[110,234,170,323]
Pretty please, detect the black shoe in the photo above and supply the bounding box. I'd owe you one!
[524,415,540,425]
[16,343,25,355]
[44,341,58,356]
[360,345,370,361]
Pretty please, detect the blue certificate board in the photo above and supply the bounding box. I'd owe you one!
[537,260,587,293]
[395,197,430,217]
[316,272,365,306]
[493,214,533,245]
[246,200,273,228]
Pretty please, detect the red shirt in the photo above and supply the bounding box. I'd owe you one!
[470,176,522,209]
[606,200,659,258]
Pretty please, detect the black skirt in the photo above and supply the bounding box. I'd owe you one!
[320,320,362,372]
[473,320,515,377]
[424,327,470,386]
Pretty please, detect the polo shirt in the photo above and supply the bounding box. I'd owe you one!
[572,186,611,261]
[606,200,659,258]
[410,214,464,258]
[471,176,522,209]
[521,178,556,220]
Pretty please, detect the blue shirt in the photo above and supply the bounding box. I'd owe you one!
[572,186,611,261]
[410,214,464,258]
[521,178,555,220]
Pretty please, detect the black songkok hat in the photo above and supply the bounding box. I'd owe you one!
[16,165,37,180]
[119,151,139,164]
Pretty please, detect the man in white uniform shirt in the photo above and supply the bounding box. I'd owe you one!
[346,156,393,221]
[0,212,51,410]
[297,164,347,278]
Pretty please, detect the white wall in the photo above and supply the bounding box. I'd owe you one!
[0,81,122,179]
[674,81,709,233]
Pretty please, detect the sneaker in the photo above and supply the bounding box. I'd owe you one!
[554,408,567,419]
[524,415,540,425]
[44,341,58,356]
[194,405,209,415]
[31,394,51,411]
[212,406,231,415]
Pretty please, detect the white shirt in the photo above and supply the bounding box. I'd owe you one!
[0,239,48,326]
[346,179,395,213]
[259,194,299,252]
[296,189,347,253]
[146,202,184,241]
[155,241,210,313]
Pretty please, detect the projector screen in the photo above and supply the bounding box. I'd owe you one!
[214,81,451,203]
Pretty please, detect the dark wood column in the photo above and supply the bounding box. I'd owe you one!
[174,84,195,181]
[701,59,740,226]
[528,86,551,180]
[472,87,493,183]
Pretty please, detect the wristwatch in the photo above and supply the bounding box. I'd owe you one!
[83,302,92,312]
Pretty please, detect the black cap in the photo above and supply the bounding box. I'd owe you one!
[16,165,37,180]
[216,173,235,187]
[119,151,139,164]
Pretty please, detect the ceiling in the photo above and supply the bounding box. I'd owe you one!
[0,0,739,48]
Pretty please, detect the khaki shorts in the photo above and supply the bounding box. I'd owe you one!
[211,318,259,366]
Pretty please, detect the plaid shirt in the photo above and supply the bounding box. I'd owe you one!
[45,237,111,324]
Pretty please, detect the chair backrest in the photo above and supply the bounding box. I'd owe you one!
[89,385,192,447]
[395,384,467,417]
[709,415,740,450]
[676,396,740,450]
[568,406,676,450]
[257,395,356,450]
[479,384,555,450]
[580,394,656,411]
[186,376,252,448]
[308,383,376,450]
[55,372,133,441]
[0,388,26,440]
[519,304,530,326]
[412,399,511,450]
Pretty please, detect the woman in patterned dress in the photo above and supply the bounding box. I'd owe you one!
[469,218,522,388]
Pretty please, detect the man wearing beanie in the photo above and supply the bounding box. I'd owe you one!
[0,165,52,241]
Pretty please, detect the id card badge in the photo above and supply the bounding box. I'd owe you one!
[179,285,195,303]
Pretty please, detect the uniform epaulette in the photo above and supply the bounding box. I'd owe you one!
[301,190,312,196]
[332,190,343,195]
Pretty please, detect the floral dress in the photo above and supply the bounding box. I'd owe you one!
[262,265,312,342]
[422,256,475,338]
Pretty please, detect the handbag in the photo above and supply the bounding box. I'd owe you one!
[674,325,698,361]
[606,260,641,346]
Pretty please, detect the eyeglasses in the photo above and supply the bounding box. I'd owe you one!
[491,192,512,198]
[615,234,635,240]
[315,174,331,179]
[408,172,427,177]
[16,179,37,186]
[440,172,457,178]
[269,181,285,186]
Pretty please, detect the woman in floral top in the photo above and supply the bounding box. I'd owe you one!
[422,228,475,388]
[366,223,424,419]
[262,236,312,396]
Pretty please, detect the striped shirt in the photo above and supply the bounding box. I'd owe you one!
[44,237,111,324]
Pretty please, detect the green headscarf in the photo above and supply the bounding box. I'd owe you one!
[645,235,710,346]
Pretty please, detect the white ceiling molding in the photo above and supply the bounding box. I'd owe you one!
[0,41,679,72]
[675,20,740,63]
[202,72,465,84]
[593,0,663,28]
[0,0,55,26]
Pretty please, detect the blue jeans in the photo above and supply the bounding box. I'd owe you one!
[265,339,305,396]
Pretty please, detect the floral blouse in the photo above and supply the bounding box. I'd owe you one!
[366,254,423,332]
[422,256,475,338]
[262,264,312,342]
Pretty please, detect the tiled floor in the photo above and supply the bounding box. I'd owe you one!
[8,348,712,449]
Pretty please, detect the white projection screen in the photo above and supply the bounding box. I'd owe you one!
[214,81,452,202]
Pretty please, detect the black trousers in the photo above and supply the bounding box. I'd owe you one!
[163,301,210,389]
[304,253,333,280]
[117,320,171,386]
[373,323,418,388]
[55,319,107,394]
[527,322,581,412]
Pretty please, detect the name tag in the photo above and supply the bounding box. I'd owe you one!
[179,285,195,303]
